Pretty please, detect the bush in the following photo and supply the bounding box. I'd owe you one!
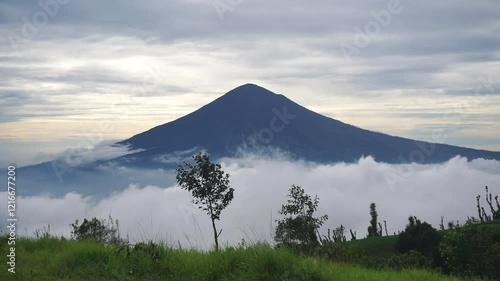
[386,250,433,271]
[274,185,328,253]
[395,216,442,263]
[315,241,432,271]
[315,241,364,264]
[440,220,500,279]
[70,216,126,244]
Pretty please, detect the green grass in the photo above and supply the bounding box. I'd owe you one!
[347,235,398,258]
[0,236,481,281]
[482,219,500,232]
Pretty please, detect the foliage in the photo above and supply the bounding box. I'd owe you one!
[440,219,500,279]
[395,216,442,263]
[315,240,364,264]
[0,236,471,281]
[176,152,234,251]
[70,216,125,244]
[320,225,347,243]
[367,203,381,238]
[317,239,432,272]
[274,185,328,252]
[385,250,433,271]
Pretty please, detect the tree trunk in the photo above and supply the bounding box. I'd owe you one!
[207,199,219,251]
[211,216,219,251]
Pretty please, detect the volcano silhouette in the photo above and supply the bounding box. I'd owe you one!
[14,83,500,196]
[119,83,500,165]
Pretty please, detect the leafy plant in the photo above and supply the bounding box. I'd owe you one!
[176,152,234,251]
[274,185,328,252]
[70,215,125,244]
[440,219,500,279]
[386,250,433,271]
[395,216,442,264]
[315,241,364,264]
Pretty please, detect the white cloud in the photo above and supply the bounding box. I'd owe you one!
[153,147,203,164]
[1,154,499,249]
[54,142,144,167]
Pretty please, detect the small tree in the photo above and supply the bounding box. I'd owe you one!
[274,185,328,251]
[176,152,234,251]
[367,203,380,238]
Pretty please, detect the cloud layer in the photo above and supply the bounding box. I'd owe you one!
[2,155,499,248]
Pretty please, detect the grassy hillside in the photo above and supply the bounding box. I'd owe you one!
[0,237,480,281]
[483,219,500,232]
[348,235,398,257]
[347,219,500,258]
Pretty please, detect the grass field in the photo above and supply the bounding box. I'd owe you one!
[2,220,498,280]
[0,236,481,281]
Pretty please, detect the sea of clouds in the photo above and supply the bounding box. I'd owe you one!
[1,150,499,249]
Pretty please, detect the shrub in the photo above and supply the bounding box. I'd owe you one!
[439,220,500,279]
[316,241,432,271]
[70,216,125,244]
[315,241,364,264]
[395,216,442,263]
[274,185,328,253]
[386,250,433,271]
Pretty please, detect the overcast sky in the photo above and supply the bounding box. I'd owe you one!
[0,0,499,166]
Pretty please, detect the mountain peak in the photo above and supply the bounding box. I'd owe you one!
[232,83,268,91]
[121,84,500,165]
[225,83,278,98]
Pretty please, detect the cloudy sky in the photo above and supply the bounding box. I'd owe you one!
[1,1,500,245]
[1,0,500,166]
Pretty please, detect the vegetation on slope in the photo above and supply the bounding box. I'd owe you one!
[0,236,480,281]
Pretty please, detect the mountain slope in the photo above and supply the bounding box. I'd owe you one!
[118,83,500,165]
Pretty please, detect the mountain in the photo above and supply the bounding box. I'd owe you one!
[12,83,500,197]
[117,83,500,165]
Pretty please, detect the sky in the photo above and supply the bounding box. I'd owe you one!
[0,0,499,167]
[0,0,500,246]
